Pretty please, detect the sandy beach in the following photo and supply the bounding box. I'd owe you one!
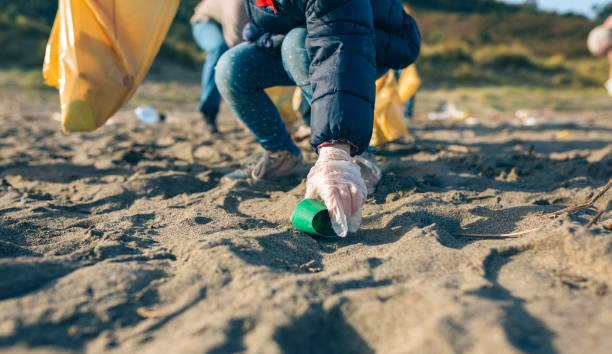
[1,72,612,353]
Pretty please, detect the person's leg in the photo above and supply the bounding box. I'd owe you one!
[215,42,301,157]
[192,21,228,131]
[404,95,416,118]
[281,27,312,103]
[281,28,313,126]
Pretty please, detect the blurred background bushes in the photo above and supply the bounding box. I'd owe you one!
[0,0,610,88]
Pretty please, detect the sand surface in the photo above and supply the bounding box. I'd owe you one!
[1,78,612,353]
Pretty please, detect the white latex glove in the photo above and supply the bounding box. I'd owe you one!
[305,145,367,237]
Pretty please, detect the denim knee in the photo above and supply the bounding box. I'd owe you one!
[281,27,309,88]
[215,49,241,99]
[281,27,306,57]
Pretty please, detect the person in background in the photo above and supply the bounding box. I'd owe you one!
[397,64,421,119]
[215,0,420,236]
[190,0,249,133]
[587,15,612,96]
[398,3,420,119]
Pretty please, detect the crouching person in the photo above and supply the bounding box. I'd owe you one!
[215,0,420,236]
[191,0,249,133]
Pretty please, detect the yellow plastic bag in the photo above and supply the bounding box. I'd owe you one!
[370,71,408,147]
[397,64,421,102]
[266,86,300,127]
[43,0,179,133]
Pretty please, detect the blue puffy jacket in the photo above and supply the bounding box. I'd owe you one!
[243,0,420,154]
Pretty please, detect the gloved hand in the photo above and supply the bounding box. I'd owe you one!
[305,145,367,237]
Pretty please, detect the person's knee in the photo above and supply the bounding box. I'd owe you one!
[215,46,250,97]
[281,28,309,84]
[281,27,306,56]
[214,51,234,96]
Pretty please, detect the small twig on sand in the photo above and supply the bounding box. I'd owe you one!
[546,177,612,219]
[453,178,611,239]
[136,307,172,318]
[466,194,496,201]
[585,210,605,229]
[452,227,540,238]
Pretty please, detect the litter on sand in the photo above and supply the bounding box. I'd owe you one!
[134,106,165,124]
[513,109,564,127]
[428,101,471,121]
[292,199,338,238]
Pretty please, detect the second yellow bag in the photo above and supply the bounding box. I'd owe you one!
[266,86,301,128]
[397,64,421,102]
[370,71,408,147]
[43,0,179,133]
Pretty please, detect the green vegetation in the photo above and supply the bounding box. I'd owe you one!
[0,10,53,67]
[414,8,605,88]
[0,0,608,88]
[594,3,612,20]
[408,0,529,14]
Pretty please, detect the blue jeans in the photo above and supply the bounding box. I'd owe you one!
[404,95,416,118]
[215,29,309,157]
[192,21,228,117]
[281,28,312,126]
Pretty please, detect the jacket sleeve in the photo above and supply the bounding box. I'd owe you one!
[373,0,421,69]
[243,24,286,52]
[242,1,288,52]
[305,0,377,155]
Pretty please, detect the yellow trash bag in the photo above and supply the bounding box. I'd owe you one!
[266,86,300,127]
[397,64,421,102]
[43,0,179,133]
[370,71,408,147]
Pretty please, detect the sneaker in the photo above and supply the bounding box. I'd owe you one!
[291,124,311,142]
[221,150,302,183]
[354,152,382,195]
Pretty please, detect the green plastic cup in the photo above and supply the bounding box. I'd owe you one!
[291,199,337,238]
